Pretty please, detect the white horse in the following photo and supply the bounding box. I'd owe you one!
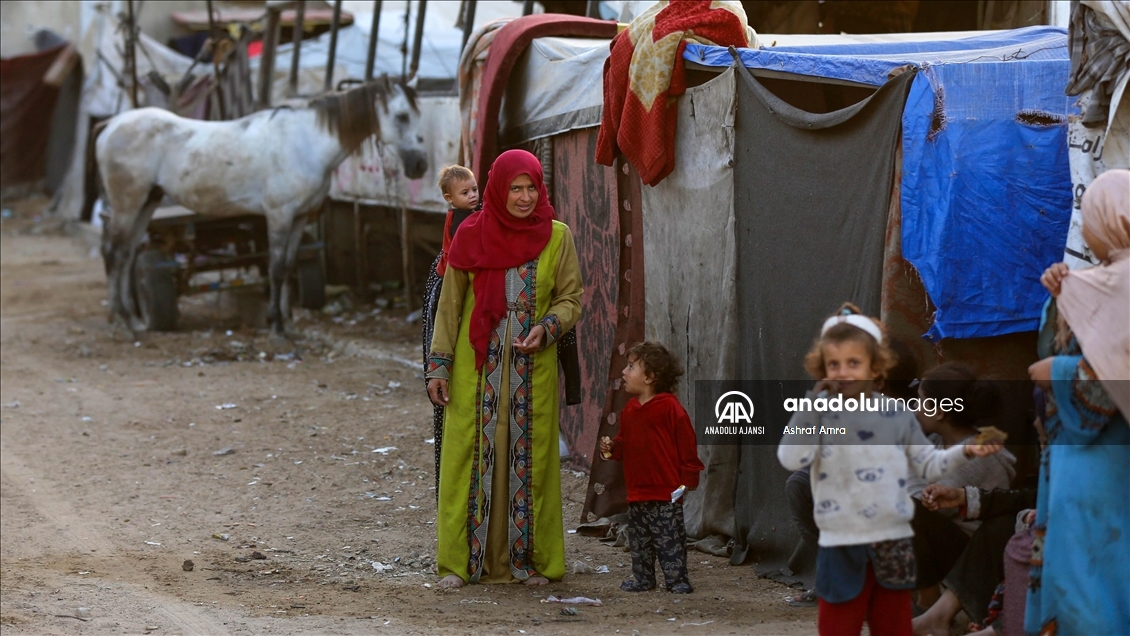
[96,77,427,337]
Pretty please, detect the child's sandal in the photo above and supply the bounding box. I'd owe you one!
[668,582,693,594]
[620,579,655,592]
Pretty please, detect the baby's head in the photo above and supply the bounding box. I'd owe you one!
[623,342,684,396]
[438,165,478,211]
[804,303,893,396]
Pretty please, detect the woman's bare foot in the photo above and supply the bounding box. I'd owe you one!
[524,575,549,587]
[436,574,464,589]
[912,589,961,636]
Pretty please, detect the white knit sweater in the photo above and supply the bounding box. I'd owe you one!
[777,391,971,547]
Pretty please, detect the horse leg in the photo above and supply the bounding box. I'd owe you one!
[280,215,307,329]
[103,186,162,330]
[265,214,308,339]
[121,188,164,332]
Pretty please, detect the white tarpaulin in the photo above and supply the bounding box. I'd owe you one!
[500,36,611,146]
[52,6,195,219]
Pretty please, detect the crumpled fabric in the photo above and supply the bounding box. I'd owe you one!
[595,0,755,186]
[1065,0,1130,128]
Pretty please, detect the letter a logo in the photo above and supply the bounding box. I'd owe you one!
[715,391,754,424]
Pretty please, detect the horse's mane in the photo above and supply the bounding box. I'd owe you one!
[310,79,418,155]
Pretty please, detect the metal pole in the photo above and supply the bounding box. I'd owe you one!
[408,0,426,81]
[586,0,601,19]
[522,0,534,17]
[461,0,477,55]
[257,6,281,109]
[127,0,138,107]
[324,0,343,93]
[287,0,305,97]
[206,0,226,119]
[365,0,383,81]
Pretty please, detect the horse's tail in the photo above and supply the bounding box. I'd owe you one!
[91,119,110,204]
[91,119,114,272]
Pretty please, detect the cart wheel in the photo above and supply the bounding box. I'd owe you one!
[295,255,326,310]
[134,249,179,331]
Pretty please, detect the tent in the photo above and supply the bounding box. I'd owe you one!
[1,30,82,196]
[467,16,1079,587]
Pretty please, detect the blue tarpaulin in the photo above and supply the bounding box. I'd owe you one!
[686,27,1076,340]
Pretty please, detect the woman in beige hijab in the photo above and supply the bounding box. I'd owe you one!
[1025,169,1129,635]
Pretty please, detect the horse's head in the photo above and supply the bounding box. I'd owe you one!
[374,76,428,180]
[313,78,429,180]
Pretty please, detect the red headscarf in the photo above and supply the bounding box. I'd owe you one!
[446,149,556,369]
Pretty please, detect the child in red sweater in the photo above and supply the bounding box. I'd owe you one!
[600,342,705,594]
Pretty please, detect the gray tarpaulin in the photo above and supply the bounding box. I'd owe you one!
[501,36,610,147]
[731,64,914,582]
[640,68,739,542]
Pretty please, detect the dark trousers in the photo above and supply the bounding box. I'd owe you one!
[787,468,819,545]
[786,468,820,573]
[627,500,690,589]
[911,499,969,589]
[944,515,1015,623]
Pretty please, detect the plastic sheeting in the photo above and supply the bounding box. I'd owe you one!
[638,69,739,543]
[732,65,913,580]
[688,26,1077,340]
[901,60,1074,339]
[500,36,610,146]
[0,43,67,189]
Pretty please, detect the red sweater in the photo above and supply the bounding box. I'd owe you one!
[610,393,705,503]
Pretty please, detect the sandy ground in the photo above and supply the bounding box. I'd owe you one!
[0,200,816,635]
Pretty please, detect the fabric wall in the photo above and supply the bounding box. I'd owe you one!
[732,65,914,580]
[900,61,1074,340]
[581,157,646,523]
[638,68,740,541]
[0,44,66,189]
[548,129,622,467]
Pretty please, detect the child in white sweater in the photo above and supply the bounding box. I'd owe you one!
[778,304,1001,636]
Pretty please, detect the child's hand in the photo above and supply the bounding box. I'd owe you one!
[922,484,965,511]
[963,440,1003,458]
[599,436,613,459]
[1028,358,1053,390]
[1040,262,1069,297]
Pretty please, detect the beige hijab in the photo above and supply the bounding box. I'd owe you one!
[1058,169,1130,418]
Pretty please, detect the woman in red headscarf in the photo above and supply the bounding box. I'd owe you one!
[425,150,583,588]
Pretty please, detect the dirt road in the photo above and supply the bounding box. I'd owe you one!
[0,208,815,635]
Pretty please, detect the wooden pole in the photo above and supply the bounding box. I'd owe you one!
[408,0,427,81]
[461,0,477,54]
[287,0,305,96]
[206,0,226,119]
[126,0,138,107]
[324,0,343,93]
[257,6,281,109]
[353,199,365,297]
[365,0,383,82]
[400,205,412,306]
